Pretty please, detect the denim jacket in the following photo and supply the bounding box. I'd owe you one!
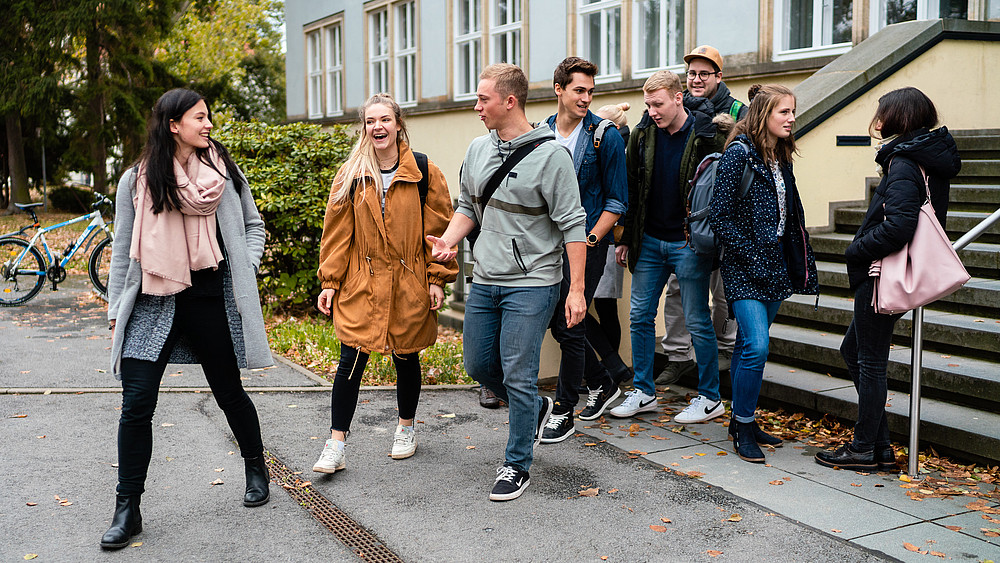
[545,110,628,242]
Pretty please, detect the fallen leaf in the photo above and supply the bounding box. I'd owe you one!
[686,471,705,478]
[601,557,608,561]
[628,449,647,455]
[8,414,27,419]
[945,525,962,531]
[831,529,842,533]
[706,550,723,557]
[161,423,174,427]
[131,542,143,547]
[25,502,37,506]
[439,413,456,418]
[649,525,667,532]
[24,555,38,560]
[210,478,224,486]
[695,453,706,457]
[681,455,693,459]
[928,551,945,558]
[726,514,742,522]
[716,452,727,456]
[851,483,862,487]
[899,475,912,482]
[214,468,224,472]
[36,435,45,439]
[903,542,920,552]
[608,488,618,493]
[660,517,672,523]
[768,480,784,486]
[287,404,298,408]
[579,487,599,497]
[466,445,476,450]
[584,442,598,446]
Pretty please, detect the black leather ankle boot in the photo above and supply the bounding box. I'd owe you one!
[244,455,270,507]
[733,421,765,463]
[100,495,142,549]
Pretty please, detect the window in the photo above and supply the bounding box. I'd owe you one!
[325,25,343,116]
[869,0,968,34]
[395,1,417,106]
[774,0,852,60]
[577,0,622,82]
[307,30,323,118]
[370,8,390,95]
[490,0,522,66]
[990,0,1000,19]
[632,0,685,76]
[455,0,482,98]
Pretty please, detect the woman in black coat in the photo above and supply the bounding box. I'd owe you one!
[815,87,961,472]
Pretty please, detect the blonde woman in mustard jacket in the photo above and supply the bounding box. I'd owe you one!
[313,93,458,474]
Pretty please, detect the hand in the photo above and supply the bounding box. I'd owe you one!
[109,320,116,339]
[317,288,336,316]
[615,245,629,266]
[426,235,457,262]
[564,290,587,329]
[429,284,445,310]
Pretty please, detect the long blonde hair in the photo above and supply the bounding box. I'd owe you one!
[330,93,409,205]
[726,84,797,165]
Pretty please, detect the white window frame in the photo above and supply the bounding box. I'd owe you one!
[577,0,623,84]
[325,24,344,117]
[489,0,523,67]
[868,0,966,35]
[631,0,686,79]
[369,7,390,96]
[772,0,853,62]
[394,1,418,107]
[306,30,323,119]
[454,0,482,100]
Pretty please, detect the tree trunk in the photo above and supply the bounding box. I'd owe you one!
[5,112,31,214]
[86,25,108,194]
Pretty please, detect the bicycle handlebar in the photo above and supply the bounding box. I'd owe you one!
[92,194,113,210]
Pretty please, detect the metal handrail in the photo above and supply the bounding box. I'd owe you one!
[908,206,1000,477]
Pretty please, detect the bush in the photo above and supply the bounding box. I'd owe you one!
[48,185,95,213]
[215,121,354,308]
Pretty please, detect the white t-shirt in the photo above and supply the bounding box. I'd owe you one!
[380,168,396,213]
[555,119,585,159]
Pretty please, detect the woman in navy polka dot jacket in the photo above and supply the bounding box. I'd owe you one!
[709,84,819,464]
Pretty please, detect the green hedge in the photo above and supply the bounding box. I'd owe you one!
[216,121,354,308]
[48,185,95,213]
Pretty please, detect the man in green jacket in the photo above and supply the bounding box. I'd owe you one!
[610,70,727,423]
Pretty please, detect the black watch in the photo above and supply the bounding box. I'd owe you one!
[587,233,599,245]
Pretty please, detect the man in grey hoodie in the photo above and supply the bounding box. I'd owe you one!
[428,63,587,502]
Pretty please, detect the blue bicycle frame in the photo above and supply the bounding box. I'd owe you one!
[12,210,114,275]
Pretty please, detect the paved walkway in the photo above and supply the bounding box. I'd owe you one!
[2,279,998,561]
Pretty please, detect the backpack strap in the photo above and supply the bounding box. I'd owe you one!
[732,139,754,199]
[592,119,616,149]
[412,151,429,206]
[729,100,744,120]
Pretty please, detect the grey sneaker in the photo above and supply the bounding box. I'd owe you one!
[390,424,416,459]
[718,350,733,372]
[312,439,346,473]
[655,359,696,385]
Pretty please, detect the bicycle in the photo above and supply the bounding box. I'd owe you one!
[1,193,114,306]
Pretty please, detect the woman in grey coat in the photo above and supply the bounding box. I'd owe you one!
[101,88,273,550]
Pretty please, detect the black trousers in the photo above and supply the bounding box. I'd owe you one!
[330,343,421,432]
[116,295,263,496]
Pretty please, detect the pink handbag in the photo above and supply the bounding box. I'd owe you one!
[869,164,970,315]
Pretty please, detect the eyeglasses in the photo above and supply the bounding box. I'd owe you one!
[686,71,719,81]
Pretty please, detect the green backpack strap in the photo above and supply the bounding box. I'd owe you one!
[729,100,744,120]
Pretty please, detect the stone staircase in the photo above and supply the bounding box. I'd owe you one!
[681,129,1000,464]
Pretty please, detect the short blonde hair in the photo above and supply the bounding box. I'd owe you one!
[594,102,630,128]
[480,63,528,109]
[643,71,682,95]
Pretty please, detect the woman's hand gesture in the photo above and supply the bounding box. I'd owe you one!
[317,288,336,316]
[429,284,445,310]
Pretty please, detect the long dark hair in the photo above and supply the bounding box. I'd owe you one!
[138,88,243,213]
[870,87,938,139]
[726,84,798,165]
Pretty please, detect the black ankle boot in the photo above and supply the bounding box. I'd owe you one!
[100,495,142,550]
[875,446,898,472]
[815,443,877,471]
[733,421,765,463]
[244,455,270,507]
[727,417,783,447]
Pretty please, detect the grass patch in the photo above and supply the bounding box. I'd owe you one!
[266,312,473,386]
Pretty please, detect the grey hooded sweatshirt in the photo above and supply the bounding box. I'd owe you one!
[457,125,587,287]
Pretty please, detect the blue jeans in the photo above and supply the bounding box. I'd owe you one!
[730,299,783,422]
[629,234,718,398]
[464,282,560,472]
[840,278,903,451]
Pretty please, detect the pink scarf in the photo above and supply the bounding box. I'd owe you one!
[130,149,226,295]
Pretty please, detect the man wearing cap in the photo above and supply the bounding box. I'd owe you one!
[656,46,747,425]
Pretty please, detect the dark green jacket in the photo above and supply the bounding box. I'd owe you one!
[620,108,725,271]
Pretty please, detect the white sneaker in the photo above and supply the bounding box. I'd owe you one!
[312,439,346,473]
[609,389,658,418]
[391,424,417,459]
[673,395,726,424]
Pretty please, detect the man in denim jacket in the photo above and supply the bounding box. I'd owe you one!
[539,57,628,444]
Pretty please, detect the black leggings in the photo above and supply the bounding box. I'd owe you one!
[331,343,421,432]
[117,295,263,496]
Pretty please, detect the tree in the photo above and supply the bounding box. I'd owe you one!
[156,0,286,123]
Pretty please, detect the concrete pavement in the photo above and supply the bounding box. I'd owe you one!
[2,279,997,561]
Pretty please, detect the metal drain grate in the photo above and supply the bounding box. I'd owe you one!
[265,452,404,562]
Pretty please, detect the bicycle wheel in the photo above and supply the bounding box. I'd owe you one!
[88,236,112,298]
[0,238,46,306]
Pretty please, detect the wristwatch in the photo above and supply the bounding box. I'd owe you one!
[587,233,599,245]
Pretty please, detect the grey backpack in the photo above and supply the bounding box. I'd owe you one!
[685,140,754,256]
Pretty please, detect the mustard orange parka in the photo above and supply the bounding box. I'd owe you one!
[318,142,459,354]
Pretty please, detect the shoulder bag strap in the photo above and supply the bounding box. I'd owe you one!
[476,140,544,222]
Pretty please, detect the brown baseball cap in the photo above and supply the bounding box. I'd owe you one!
[684,45,724,71]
